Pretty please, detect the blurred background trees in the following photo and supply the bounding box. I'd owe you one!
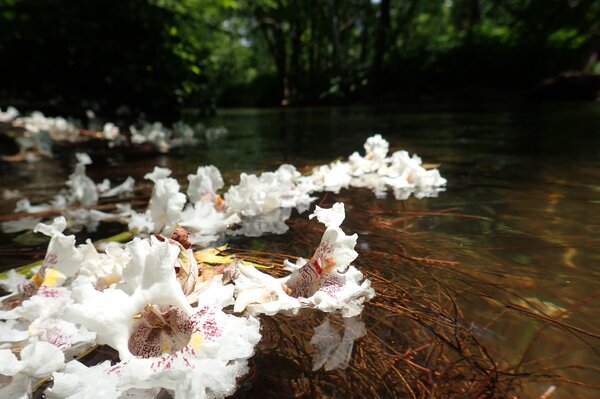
[0,0,598,117]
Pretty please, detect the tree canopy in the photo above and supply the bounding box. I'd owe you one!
[0,0,598,116]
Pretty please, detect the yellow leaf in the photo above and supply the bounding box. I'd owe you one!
[194,245,233,264]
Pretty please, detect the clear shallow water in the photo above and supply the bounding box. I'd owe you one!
[1,103,599,397]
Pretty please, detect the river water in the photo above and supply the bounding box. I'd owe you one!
[1,103,599,398]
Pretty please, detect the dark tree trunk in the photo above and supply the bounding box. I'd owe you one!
[370,0,390,98]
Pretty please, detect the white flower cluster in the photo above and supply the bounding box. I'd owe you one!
[2,106,228,160]
[0,201,372,398]
[4,135,446,247]
[129,134,446,242]
[2,153,135,234]
[0,134,449,398]
[314,134,447,199]
[0,218,261,399]
[13,111,79,142]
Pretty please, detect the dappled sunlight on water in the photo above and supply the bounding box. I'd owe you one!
[1,103,599,398]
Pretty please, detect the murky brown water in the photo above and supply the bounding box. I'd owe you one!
[1,103,599,398]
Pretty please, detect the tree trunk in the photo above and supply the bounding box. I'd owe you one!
[370,0,390,98]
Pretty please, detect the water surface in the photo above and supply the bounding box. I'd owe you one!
[1,103,599,398]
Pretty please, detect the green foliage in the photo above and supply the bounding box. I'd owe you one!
[0,0,598,113]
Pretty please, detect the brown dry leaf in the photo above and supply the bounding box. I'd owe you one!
[177,248,198,296]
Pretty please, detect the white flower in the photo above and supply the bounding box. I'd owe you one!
[310,161,352,194]
[0,373,30,399]
[47,360,120,399]
[186,166,223,203]
[128,212,154,234]
[179,201,240,247]
[99,176,135,198]
[225,165,314,217]
[14,195,66,214]
[233,264,301,315]
[65,237,192,359]
[0,339,65,378]
[130,122,171,153]
[348,134,389,174]
[34,217,84,278]
[233,203,374,318]
[60,238,260,398]
[144,167,170,183]
[0,270,27,295]
[0,106,19,122]
[224,173,273,217]
[66,153,98,208]
[102,122,120,140]
[0,319,29,345]
[13,111,78,140]
[28,318,96,357]
[303,135,446,200]
[139,167,186,236]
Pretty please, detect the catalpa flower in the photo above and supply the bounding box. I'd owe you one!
[348,133,389,174]
[62,237,260,398]
[179,200,240,247]
[66,153,97,208]
[0,105,19,122]
[310,161,352,194]
[186,165,223,203]
[234,202,374,318]
[224,164,314,217]
[33,217,128,284]
[0,338,65,379]
[0,266,96,361]
[129,167,186,235]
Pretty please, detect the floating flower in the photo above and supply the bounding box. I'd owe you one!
[4,154,135,233]
[47,360,120,399]
[348,133,389,174]
[180,201,240,247]
[60,238,260,398]
[310,161,352,194]
[186,165,223,204]
[224,164,314,217]
[129,167,186,235]
[0,106,19,122]
[0,338,65,378]
[233,202,374,318]
[66,153,97,207]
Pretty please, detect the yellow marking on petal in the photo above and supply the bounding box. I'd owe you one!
[160,334,173,353]
[189,333,203,350]
[31,271,44,287]
[41,268,66,287]
[99,272,121,288]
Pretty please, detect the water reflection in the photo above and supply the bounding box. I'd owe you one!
[310,315,366,371]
